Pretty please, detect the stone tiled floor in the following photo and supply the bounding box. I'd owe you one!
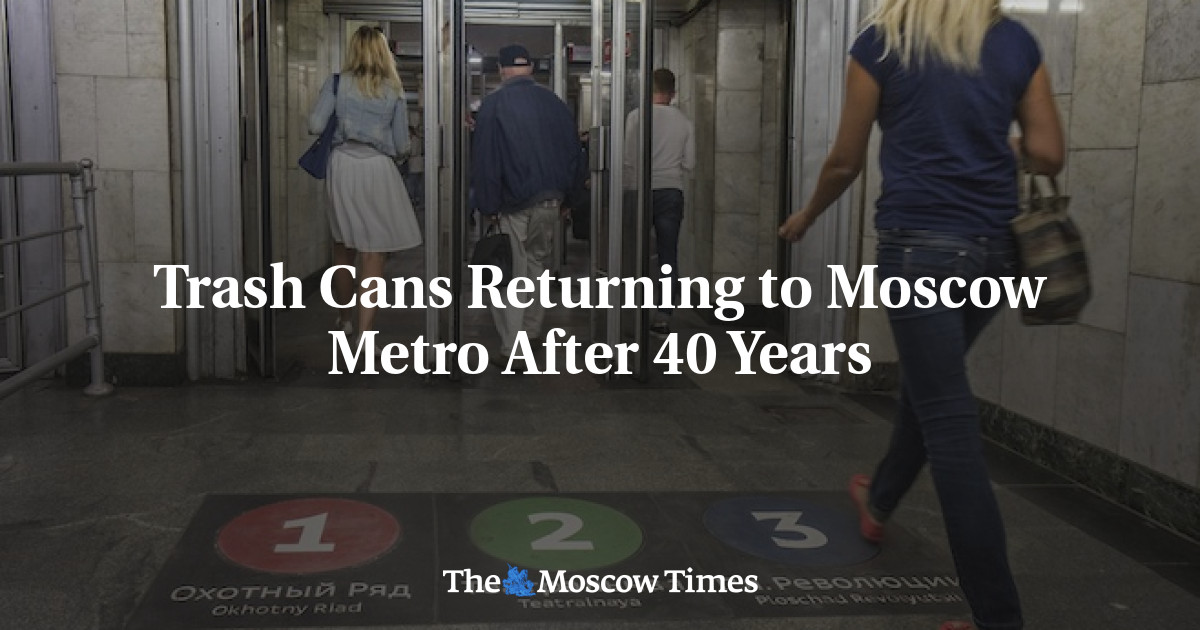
[2,249,1200,629]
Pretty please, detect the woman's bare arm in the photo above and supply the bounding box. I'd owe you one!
[1015,64,1065,176]
[779,59,879,242]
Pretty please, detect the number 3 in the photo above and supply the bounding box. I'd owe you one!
[751,511,828,549]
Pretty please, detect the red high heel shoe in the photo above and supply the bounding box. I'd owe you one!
[939,622,974,630]
[849,474,884,543]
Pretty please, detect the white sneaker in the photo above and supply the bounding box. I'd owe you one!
[353,330,384,356]
[334,316,354,336]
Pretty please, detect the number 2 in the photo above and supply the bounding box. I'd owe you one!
[528,512,595,551]
[752,511,828,549]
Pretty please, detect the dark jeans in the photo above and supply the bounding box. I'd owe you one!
[652,188,684,315]
[868,229,1023,630]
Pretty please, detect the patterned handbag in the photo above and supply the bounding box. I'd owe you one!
[1010,173,1091,325]
[298,74,340,179]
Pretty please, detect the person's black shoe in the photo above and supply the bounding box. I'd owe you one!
[649,321,671,335]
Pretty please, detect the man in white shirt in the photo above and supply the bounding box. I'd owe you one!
[624,69,695,334]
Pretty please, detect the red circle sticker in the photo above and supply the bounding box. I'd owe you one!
[216,498,401,575]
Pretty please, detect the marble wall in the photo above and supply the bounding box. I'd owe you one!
[855,0,1200,488]
[54,0,332,359]
[54,0,176,355]
[672,0,786,302]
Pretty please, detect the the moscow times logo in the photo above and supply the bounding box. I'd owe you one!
[502,565,536,597]
[443,567,760,596]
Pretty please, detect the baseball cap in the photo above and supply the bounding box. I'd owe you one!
[497,44,532,67]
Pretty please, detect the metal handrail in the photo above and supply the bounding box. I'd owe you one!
[0,162,86,177]
[0,158,113,399]
[0,223,83,248]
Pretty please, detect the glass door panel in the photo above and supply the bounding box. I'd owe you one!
[593,0,654,379]
[239,0,274,376]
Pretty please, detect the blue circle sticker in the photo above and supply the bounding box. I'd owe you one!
[703,496,879,567]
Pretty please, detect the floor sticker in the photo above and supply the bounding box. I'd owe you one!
[128,491,965,628]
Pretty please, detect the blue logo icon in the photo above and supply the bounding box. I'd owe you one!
[502,564,537,597]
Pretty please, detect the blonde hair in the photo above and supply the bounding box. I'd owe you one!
[866,0,1002,72]
[343,25,403,98]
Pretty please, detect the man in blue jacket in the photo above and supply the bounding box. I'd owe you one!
[472,44,583,364]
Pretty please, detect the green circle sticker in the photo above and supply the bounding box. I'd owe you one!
[469,497,643,570]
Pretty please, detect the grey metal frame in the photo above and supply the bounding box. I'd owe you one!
[553,21,567,98]
[326,1,594,24]
[606,0,626,352]
[786,0,862,378]
[0,1,16,371]
[422,0,441,356]
[177,0,200,380]
[632,0,654,378]
[588,0,604,344]
[180,0,246,379]
[239,0,276,378]
[551,20,568,273]
[449,0,466,366]
[0,161,113,400]
[6,0,66,371]
[596,0,654,379]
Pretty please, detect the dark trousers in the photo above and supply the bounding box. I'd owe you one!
[651,188,684,315]
[868,229,1023,630]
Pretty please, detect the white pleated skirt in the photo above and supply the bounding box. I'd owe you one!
[327,143,422,252]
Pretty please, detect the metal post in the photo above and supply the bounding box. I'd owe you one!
[178,0,200,381]
[786,0,807,349]
[451,0,465,372]
[553,21,566,99]
[608,0,627,351]
[70,162,112,396]
[553,20,567,272]
[422,0,440,354]
[589,0,604,344]
[635,0,654,379]
[82,160,100,303]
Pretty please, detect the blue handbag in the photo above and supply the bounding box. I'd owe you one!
[298,74,340,179]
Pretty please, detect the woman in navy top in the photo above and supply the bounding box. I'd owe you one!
[780,2,1064,629]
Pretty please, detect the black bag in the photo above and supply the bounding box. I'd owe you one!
[470,221,513,288]
[568,142,591,240]
[298,74,340,179]
[570,201,589,241]
[1011,173,1091,325]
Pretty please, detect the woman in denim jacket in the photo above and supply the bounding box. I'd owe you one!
[779,1,1063,629]
[309,25,421,338]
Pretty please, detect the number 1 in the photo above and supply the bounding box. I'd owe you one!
[275,513,336,553]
